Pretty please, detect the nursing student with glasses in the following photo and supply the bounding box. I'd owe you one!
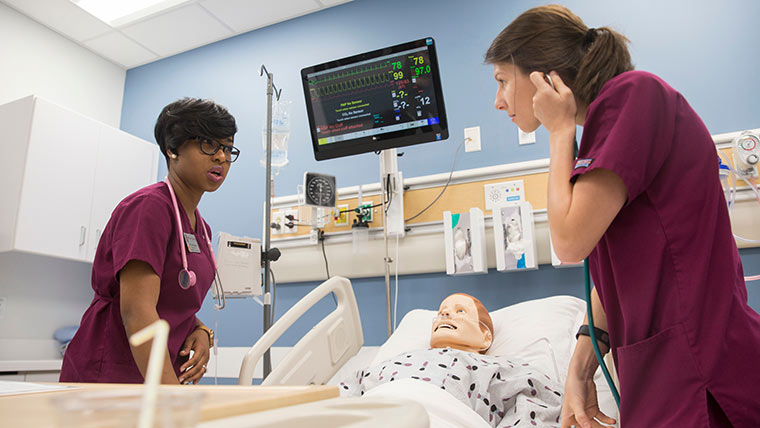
[486,5,760,428]
[61,98,239,385]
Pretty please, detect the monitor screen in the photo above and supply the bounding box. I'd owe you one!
[301,37,448,161]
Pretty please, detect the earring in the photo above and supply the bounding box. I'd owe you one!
[170,153,178,159]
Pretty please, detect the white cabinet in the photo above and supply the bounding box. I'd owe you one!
[0,96,159,262]
[87,125,160,261]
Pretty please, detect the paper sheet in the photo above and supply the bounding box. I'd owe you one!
[0,380,80,396]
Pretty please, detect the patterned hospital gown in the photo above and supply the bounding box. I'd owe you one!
[340,348,563,427]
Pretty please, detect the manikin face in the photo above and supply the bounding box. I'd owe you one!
[493,62,540,133]
[430,294,492,354]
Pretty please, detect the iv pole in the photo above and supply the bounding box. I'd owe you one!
[260,64,282,379]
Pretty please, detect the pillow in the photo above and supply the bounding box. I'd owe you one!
[488,296,586,382]
[369,295,587,384]
[369,308,437,367]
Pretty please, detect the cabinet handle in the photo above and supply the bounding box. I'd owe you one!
[79,226,86,246]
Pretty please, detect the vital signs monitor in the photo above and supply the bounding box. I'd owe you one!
[301,37,448,160]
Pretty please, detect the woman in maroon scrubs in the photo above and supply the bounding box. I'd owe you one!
[60,98,238,385]
[486,5,760,428]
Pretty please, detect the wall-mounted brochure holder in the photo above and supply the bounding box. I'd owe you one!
[493,202,537,272]
[443,208,487,275]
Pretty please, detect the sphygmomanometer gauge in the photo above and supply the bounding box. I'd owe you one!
[304,172,337,208]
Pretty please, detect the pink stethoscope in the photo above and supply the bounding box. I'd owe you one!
[164,177,219,289]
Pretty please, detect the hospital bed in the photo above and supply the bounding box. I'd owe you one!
[238,277,619,427]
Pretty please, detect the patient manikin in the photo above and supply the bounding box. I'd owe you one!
[340,294,562,427]
[429,293,493,353]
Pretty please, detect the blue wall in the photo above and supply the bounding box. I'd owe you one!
[120,0,760,352]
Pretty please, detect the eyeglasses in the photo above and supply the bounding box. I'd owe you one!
[196,137,240,163]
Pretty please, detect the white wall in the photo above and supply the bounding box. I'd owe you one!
[0,3,125,127]
[0,4,125,356]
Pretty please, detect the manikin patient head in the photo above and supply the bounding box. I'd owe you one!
[430,293,494,354]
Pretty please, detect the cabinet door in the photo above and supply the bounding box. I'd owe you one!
[86,126,158,261]
[0,96,34,252]
[15,99,99,261]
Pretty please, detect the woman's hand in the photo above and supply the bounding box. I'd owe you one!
[178,328,211,384]
[561,374,616,428]
[529,71,577,136]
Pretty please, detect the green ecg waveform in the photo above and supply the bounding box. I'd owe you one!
[310,72,393,98]
[308,61,391,85]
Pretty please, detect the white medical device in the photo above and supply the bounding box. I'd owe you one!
[443,208,487,275]
[733,131,760,177]
[213,232,262,297]
[492,202,537,271]
[380,148,405,237]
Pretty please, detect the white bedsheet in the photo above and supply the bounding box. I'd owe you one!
[364,378,490,428]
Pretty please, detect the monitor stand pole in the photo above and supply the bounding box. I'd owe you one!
[379,149,405,337]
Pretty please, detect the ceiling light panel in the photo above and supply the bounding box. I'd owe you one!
[70,0,190,27]
[3,0,112,41]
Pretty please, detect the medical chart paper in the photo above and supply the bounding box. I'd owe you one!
[0,380,79,396]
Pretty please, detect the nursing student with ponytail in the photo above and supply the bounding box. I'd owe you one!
[485,5,760,428]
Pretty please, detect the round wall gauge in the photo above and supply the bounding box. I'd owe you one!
[304,172,337,208]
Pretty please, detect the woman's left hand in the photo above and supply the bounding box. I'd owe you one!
[529,71,577,136]
[178,328,211,384]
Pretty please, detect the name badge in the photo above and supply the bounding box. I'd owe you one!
[184,233,201,253]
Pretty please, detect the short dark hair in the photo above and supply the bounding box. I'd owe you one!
[154,98,237,166]
[485,4,634,106]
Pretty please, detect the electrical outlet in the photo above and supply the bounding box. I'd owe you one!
[518,129,536,145]
[464,126,481,152]
[309,229,320,245]
[271,211,285,235]
[334,204,349,227]
[0,297,6,320]
[484,180,525,211]
[283,209,299,234]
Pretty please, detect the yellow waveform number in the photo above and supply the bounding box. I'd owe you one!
[412,56,424,66]
[393,71,404,80]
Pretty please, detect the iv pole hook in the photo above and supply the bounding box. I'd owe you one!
[260,65,283,101]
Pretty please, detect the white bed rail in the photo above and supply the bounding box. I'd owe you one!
[238,276,363,385]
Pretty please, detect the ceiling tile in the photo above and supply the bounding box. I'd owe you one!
[318,0,353,6]
[84,32,158,68]
[200,0,320,33]
[1,0,112,41]
[121,3,233,57]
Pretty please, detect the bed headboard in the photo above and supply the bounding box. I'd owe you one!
[238,276,363,385]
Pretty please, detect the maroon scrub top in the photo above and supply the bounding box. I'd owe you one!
[60,182,214,383]
[571,71,760,427]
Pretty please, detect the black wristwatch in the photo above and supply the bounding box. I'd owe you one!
[576,325,610,350]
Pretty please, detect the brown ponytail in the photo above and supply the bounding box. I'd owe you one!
[484,4,634,106]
